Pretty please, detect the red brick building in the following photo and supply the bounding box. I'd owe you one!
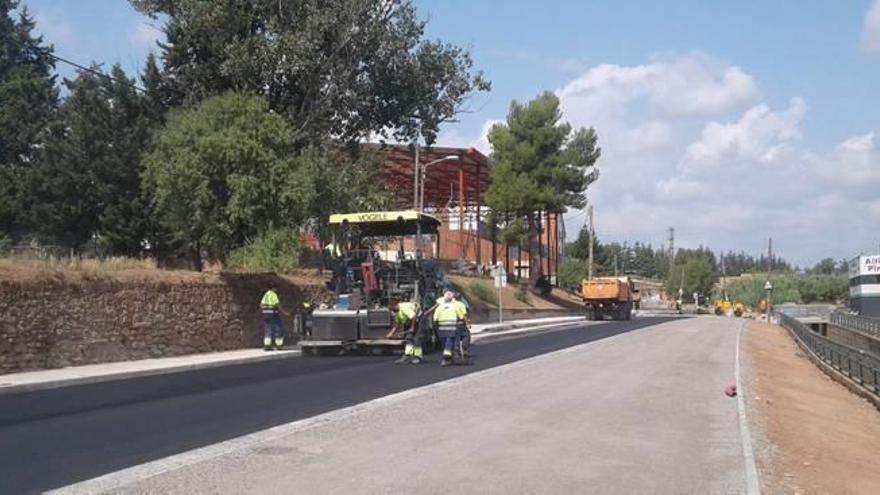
[376,144,563,284]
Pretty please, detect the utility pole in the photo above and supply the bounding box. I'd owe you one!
[613,253,618,277]
[587,205,594,280]
[720,252,727,300]
[412,139,420,210]
[667,227,675,275]
[765,237,773,321]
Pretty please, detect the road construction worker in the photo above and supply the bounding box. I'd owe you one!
[260,285,284,350]
[387,299,422,365]
[434,291,467,366]
[294,301,314,337]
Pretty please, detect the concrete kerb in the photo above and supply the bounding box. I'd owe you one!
[0,316,583,397]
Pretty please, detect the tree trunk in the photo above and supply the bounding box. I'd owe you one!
[191,242,203,272]
[527,212,542,288]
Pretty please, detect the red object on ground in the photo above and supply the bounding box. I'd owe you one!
[724,383,738,397]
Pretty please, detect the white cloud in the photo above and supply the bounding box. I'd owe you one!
[864,0,880,53]
[439,53,878,265]
[130,22,163,48]
[558,53,758,122]
[684,98,806,165]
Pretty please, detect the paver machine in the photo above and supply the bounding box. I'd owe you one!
[299,210,446,355]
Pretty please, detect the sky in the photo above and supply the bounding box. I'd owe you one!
[19,0,880,267]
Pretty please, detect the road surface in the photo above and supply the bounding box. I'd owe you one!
[0,317,750,493]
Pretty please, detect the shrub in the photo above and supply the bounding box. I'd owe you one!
[226,228,300,273]
[468,281,498,305]
[514,287,533,306]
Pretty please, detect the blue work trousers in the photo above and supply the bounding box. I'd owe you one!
[263,313,283,341]
[437,329,460,356]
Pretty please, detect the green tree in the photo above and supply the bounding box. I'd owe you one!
[27,68,110,250]
[558,258,588,291]
[809,257,836,275]
[0,1,58,238]
[487,91,600,287]
[130,0,489,145]
[26,64,152,253]
[143,92,313,270]
[666,258,717,301]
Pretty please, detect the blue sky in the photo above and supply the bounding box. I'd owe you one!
[20,0,880,266]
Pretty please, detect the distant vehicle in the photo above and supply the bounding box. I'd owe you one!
[582,276,635,321]
[714,299,732,316]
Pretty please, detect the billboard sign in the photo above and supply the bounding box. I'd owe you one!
[849,255,880,278]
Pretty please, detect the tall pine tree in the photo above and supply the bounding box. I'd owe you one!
[0,0,58,238]
[28,64,151,253]
[486,92,601,288]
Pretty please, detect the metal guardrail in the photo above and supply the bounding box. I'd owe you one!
[775,303,836,319]
[777,312,880,398]
[830,312,880,339]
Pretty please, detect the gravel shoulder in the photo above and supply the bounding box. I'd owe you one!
[106,317,746,494]
[742,320,880,494]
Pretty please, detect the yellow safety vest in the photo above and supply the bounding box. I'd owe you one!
[261,290,279,312]
[433,301,464,323]
[398,301,416,320]
[454,300,468,318]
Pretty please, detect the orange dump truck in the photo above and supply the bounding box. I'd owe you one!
[581,276,636,321]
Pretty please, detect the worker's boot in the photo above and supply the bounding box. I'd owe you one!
[396,344,414,364]
[409,356,422,365]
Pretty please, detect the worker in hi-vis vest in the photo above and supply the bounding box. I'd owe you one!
[260,285,284,350]
[387,299,422,365]
[433,291,467,366]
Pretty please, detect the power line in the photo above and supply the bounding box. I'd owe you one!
[48,53,147,93]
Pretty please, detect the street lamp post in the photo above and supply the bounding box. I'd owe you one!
[764,279,773,322]
[418,155,459,212]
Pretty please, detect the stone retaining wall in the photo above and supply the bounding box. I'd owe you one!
[0,274,325,374]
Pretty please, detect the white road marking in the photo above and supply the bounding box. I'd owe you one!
[48,324,634,495]
[736,320,762,495]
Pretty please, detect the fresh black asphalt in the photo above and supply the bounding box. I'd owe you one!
[0,317,673,493]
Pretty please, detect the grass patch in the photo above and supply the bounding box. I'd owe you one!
[514,288,533,306]
[468,281,498,305]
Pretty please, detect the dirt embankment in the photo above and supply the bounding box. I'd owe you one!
[447,274,582,311]
[0,268,329,374]
[742,320,880,494]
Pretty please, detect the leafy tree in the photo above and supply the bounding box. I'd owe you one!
[723,274,846,307]
[487,91,600,288]
[0,1,58,237]
[143,92,313,270]
[226,228,301,273]
[558,258,588,291]
[665,258,717,301]
[809,257,836,275]
[303,146,390,244]
[129,0,489,145]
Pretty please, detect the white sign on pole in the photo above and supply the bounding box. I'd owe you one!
[494,263,508,288]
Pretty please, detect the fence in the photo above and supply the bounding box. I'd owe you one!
[830,312,880,340]
[777,312,880,398]
[775,303,836,319]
